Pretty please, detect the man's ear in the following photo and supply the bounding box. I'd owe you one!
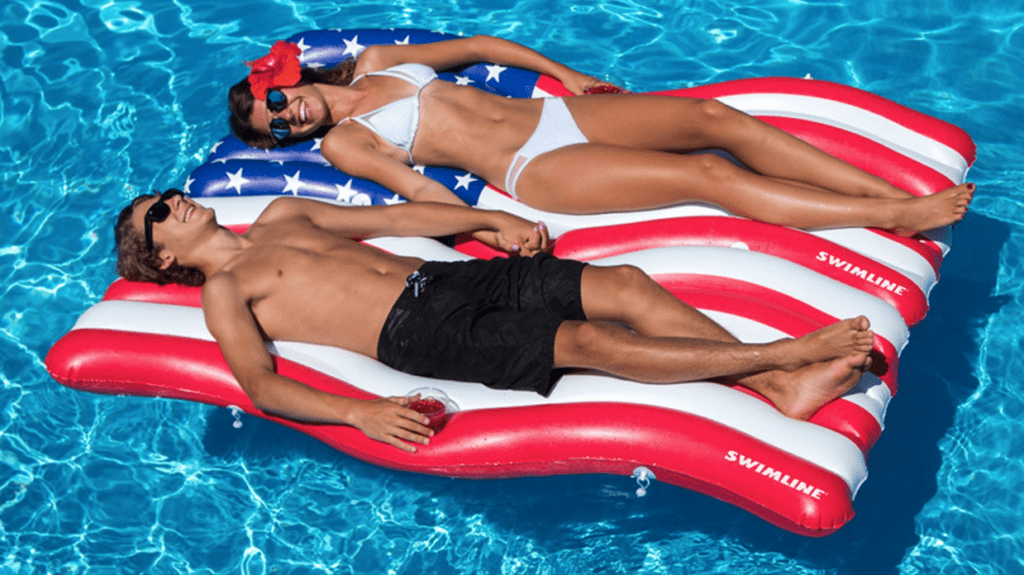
[156,248,176,271]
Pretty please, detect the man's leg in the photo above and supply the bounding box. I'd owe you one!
[552,319,871,420]
[560,263,875,419]
[578,264,875,368]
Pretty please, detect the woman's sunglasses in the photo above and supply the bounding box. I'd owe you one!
[144,189,185,252]
[266,89,291,142]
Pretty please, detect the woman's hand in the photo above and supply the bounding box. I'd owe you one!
[562,70,627,96]
[490,214,550,256]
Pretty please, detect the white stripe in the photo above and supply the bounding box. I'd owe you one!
[194,180,941,296]
[70,300,868,494]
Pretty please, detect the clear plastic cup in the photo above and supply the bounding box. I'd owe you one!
[406,387,460,433]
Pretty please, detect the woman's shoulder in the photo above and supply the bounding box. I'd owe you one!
[319,121,377,161]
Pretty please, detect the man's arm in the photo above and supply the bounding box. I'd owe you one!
[202,274,434,452]
[266,196,550,255]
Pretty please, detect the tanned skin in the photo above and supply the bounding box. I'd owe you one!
[134,194,874,452]
[245,35,972,240]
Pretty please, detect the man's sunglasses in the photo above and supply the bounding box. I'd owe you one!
[266,89,291,142]
[144,189,185,252]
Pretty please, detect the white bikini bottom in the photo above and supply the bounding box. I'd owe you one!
[504,98,589,199]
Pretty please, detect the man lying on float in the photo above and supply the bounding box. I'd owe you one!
[114,190,875,452]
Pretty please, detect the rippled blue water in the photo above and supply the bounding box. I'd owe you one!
[2,0,1022,573]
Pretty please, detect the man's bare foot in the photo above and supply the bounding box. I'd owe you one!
[768,352,870,420]
[891,183,974,237]
[772,316,874,371]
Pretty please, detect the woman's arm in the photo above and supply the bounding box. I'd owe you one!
[355,35,607,95]
[320,125,544,251]
[322,125,471,205]
[270,196,549,254]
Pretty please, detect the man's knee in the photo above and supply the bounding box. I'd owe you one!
[607,264,662,306]
[583,264,662,321]
[553,320,614,367]
[596,263,650,292]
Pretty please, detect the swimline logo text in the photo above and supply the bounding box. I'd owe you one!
[724,450,827,500]
[816,251,908,296]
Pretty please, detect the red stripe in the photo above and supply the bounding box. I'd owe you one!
[103,280,201,307]
[809,399,884,455]
[535,74,573,96]
[46,328,854,536]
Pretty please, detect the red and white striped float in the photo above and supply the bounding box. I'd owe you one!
[46,29,975,536]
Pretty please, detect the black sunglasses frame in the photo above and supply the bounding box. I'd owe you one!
[266,89,291,142]
[144,189,185,252]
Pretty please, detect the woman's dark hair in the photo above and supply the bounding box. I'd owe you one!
[114,192,206,287]
[229,59,358,149]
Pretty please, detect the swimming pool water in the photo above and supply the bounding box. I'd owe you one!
[2,0,1022,573]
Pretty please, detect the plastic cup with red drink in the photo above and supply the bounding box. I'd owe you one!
[406,387,459,433]
[584,84,629,95]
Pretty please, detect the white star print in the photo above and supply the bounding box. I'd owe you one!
[210,140,222,154]
[485,64,507,83]
[454,172,478,190]
[212,158,228,164]
[225,168,249,194]
[342,35,365,58]
[335,179,357,203]
[183,175,195,195]
[412,165,427,174]
[295,37,311,62]
[384,194,406,205]
[311,138,322,152]
[394,36,410,45]
[283,171,305,195]
[455,75,475,86]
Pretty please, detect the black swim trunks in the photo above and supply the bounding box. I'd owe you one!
[376,253,587,395]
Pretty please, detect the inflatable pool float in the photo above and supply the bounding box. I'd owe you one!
[46,29,976,536]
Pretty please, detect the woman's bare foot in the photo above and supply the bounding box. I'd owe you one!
[771,316,874,371]
[767,352,870,420]
[890,183,974,237]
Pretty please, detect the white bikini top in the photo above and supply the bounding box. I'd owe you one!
[341,63,438,163]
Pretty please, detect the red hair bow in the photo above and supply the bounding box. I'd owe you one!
[246,41,302,100]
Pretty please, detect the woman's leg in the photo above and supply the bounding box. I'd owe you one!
[563,95,930,200]
[514,142,972,234]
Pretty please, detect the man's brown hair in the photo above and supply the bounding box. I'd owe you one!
[114,192,206,287]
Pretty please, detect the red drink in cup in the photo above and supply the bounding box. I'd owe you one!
[406,388,458,433]
[409,397,450,432]
[584,84,628,95]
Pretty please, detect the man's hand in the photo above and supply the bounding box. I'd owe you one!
[348,395,434,452]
